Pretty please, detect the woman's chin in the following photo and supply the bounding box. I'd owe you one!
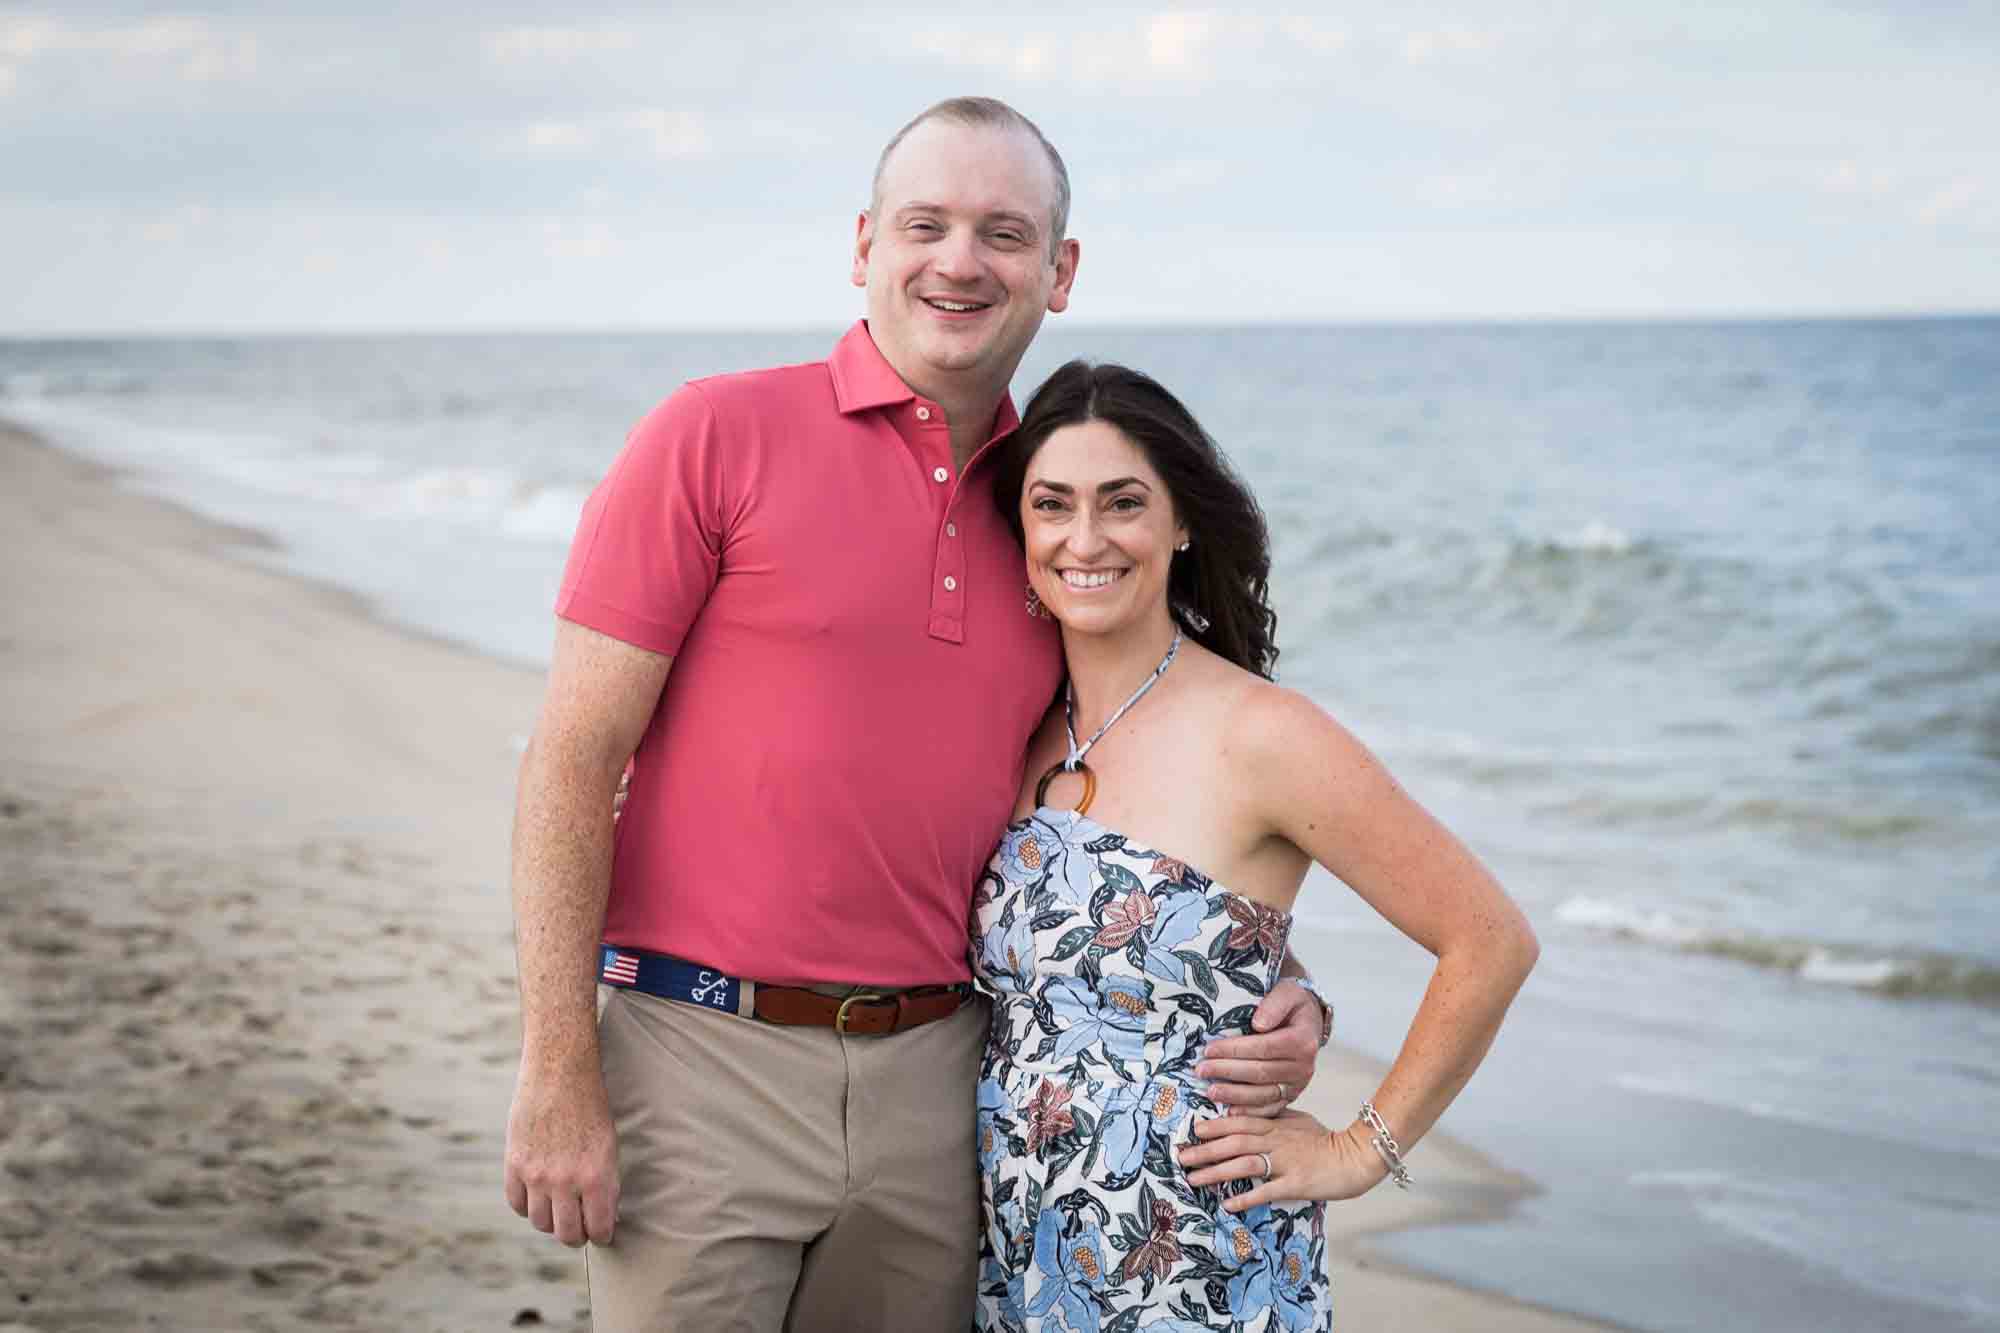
[1049,599,1159,640]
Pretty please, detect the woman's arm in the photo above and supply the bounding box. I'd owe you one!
[1180,685,1539,1208]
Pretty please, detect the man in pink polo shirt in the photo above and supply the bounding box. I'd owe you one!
[504,98,1329,1330]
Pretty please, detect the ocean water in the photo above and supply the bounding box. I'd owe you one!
[5,318,1997,1330]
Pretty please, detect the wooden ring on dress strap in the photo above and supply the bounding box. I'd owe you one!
[1034,761,1097,817]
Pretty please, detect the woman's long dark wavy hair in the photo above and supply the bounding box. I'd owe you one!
[994,360,1280,680]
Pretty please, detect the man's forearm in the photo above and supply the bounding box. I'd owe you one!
[510,734,621,1074]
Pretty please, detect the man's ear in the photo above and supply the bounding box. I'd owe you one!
[1046,237,1080,313]
[851,211,874,288]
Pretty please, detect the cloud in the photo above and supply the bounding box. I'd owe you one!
[1145,12,1213,72]
[498,108,710,158]
[0,15,64,60]
[0,15,258,83]
[483,24,636,63]
[1097,156,1227,203]
[541,217,619,260]
[1399,24,1496,64]
[906,11,1264,91]
[515,121,597,151]
[1276,17,1347,53]
[623,108,710,158]
[1822,161,1897,197]
[1416,148,1566,212]
[136,203,215,244]
[1914,177,1983,226]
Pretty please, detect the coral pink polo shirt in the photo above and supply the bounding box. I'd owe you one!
[556,322,1063,987]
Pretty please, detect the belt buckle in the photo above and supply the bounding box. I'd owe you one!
[835,991,889,1034]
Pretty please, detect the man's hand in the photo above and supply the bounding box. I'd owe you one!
[1197,978,1325,1117]
[505,1063,621,1248]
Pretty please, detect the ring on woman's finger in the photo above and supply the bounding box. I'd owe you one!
[1256,1151,1273,1180]
[1276,1082,1290,1103]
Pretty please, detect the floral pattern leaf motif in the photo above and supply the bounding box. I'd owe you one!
[1175,951,1219,1001]
[1221,967,1270,997]
[1097,860,1145,899]
[1047,924,1098,963]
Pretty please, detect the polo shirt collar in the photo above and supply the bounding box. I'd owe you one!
[829,321,916,415]
[827,320,1022,437]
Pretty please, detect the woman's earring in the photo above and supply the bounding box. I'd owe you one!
[1176,540,1191,552]
[1025,583,1051,619]
[1177,604,1211,633]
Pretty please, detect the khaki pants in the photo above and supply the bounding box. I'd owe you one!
[589,985,987,1332]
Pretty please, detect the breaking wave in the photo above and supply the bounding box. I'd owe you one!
[1555,896,2000,1007]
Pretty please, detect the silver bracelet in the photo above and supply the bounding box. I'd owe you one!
[1359,1101,1412,1190]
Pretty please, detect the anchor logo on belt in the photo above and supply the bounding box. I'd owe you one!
[691,970,731,1008]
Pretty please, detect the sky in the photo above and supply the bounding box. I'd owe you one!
[3,2,1998,334]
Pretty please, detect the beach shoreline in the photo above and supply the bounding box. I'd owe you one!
[0,420,1620,1331]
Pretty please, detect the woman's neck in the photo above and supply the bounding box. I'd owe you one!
[1060,613,1183,740]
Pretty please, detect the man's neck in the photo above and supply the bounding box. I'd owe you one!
[884,358,1013,470]
[920,378,1006,471]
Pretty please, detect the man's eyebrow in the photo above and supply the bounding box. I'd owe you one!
[985,210,1041,235]
[892,203,1041,235]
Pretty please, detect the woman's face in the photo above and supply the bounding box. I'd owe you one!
[1021,418,1186,641]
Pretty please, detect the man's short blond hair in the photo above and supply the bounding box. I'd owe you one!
[869,96,1071,260]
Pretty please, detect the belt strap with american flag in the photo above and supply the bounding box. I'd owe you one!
[599,946,749,1017]
[599,944,972,1035]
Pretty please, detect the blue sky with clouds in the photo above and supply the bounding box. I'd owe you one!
[4,2,1996,333]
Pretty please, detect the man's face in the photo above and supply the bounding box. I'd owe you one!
[852,120,1079,402]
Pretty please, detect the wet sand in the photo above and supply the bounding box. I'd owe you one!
[0,422,1617,1331]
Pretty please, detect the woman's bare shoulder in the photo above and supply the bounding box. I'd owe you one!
[1225,677,1391,807]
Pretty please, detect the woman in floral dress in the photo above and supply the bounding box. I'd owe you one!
[970,362,1541,1332]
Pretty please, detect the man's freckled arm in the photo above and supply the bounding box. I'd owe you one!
[511,620,673,1074]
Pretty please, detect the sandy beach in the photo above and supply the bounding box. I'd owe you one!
[0,421,1618,1332]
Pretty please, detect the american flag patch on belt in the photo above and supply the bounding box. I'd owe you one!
[595,944,744,1015]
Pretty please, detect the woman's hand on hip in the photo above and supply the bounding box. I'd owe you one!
[1178,1110,1386,1209]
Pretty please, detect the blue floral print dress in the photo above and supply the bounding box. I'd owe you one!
[970,806,1333,1333]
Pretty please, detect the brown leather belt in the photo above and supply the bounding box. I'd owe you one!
[754,984,970,1035]
[597,943,970,1036]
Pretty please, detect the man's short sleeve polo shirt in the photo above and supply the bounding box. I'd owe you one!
[556,322,1063,987]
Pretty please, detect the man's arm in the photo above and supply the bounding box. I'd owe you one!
[1198,952,1327,1116]
[504,620,674,1248]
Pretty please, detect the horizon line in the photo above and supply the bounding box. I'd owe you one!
[5,307,1998,343]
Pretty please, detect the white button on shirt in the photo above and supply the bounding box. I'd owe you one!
[916,406,931,421]
[946,523,957,537]
[933,467,949,483]
[943,576,957,591]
